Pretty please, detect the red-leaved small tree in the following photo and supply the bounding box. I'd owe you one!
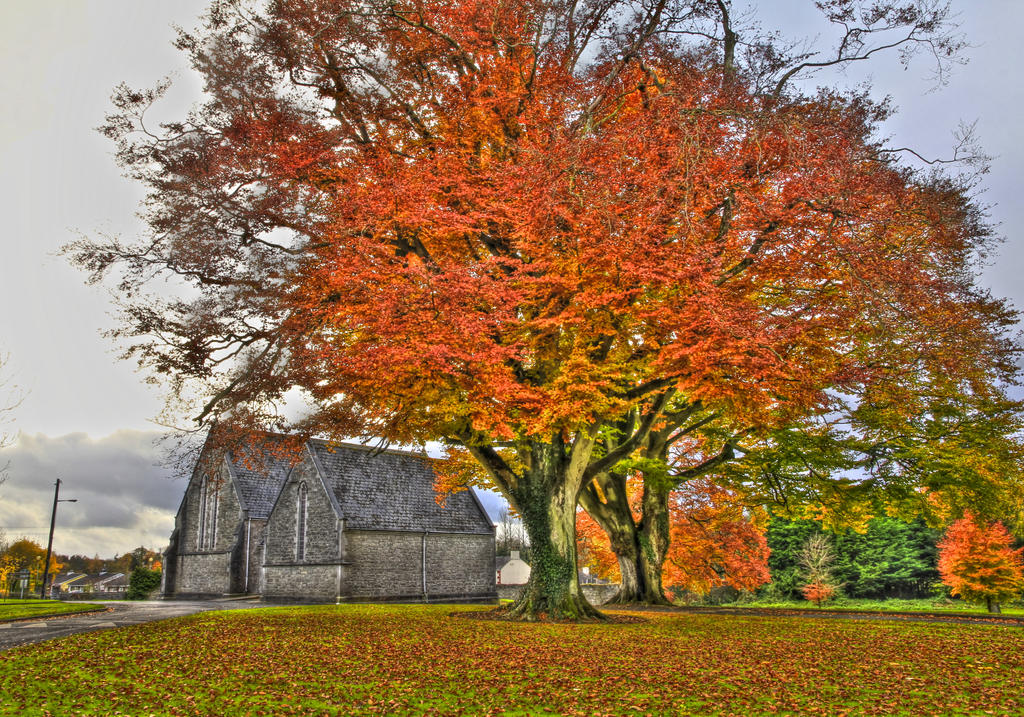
[938,513,1024,613]
[801,581,837,607]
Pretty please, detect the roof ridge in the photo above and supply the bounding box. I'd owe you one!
[218,429,433,461]
[307,437,432,460]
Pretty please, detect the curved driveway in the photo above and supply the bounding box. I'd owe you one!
[0,600,270,652]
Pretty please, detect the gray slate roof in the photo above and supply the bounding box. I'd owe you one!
[226,443,297,519]
[85,572,128,588]
[309,440,494,534]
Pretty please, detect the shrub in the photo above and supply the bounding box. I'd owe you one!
[126,567,162,600]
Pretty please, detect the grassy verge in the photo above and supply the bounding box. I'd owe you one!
[719,597,1024,616]
[1,604,1022,715]
[0,600,105,622]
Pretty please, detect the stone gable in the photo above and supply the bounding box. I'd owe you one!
[264,451,342,567]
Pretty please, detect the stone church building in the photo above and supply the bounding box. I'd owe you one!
[162,437,496,602]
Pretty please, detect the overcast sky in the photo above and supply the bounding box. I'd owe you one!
[1,1,1023,557]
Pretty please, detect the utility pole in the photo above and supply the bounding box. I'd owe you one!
[40,478,76,599]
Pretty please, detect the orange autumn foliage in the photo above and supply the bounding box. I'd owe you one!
[937,513,1024,607]
[576,477,770,596]
[2,539,62,575]
[801,581,837,607]
[75,1,1017,454]
[576,507,622,582]
[663,480,771,599]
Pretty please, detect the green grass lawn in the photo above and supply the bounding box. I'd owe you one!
[2,604,1022,715]
[720,597,1024,616]
[0,599,104,622]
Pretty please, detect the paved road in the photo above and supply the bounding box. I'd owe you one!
[0,600,269,651]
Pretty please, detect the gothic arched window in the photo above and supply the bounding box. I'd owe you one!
[197,476,208,549]
[296,482,308,561]
[208,480,219,550]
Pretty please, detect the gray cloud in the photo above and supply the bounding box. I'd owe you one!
[0,430,182,556]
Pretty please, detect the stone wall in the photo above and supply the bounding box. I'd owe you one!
[174,551,233,595]
[177,468,200,554]
[179,463,242,555]
[343,530,496,600]
[264,456,342,565]
[162,528,180,595]
[344,530,423,598]
[263,564,342,601]
[426,533,495,597]
[582,583,619,605]
[212,465,243,553]
[242,519,267,594]
[496,583,620,605]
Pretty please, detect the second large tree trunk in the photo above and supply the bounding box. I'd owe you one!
[580,472,671,605]
[606,530,670,604]
[636,475,671,602]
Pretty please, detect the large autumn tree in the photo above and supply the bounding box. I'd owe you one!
[70,0,1022,620]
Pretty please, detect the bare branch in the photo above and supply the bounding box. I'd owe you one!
[771,1,965,97]
[0,352,25,487]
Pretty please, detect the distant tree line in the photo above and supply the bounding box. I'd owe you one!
[764,517,943,600]
[0,537,164,597]
[58,546,162,576]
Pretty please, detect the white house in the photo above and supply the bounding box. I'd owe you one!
[495,550,531,585]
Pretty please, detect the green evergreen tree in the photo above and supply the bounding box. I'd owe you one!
[765,516,940,599]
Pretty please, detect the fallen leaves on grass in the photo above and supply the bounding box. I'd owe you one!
[454,608,646,624]
[0,604,1022,715]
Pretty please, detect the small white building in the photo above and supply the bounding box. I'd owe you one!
[495,550,531,585]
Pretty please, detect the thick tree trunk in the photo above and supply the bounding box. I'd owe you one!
[505,444,603,621]
[987,597,1002,614]
[605,532,670,605]
[614,547,641,601]
[635,476,671,602]
[580,472,670,605]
